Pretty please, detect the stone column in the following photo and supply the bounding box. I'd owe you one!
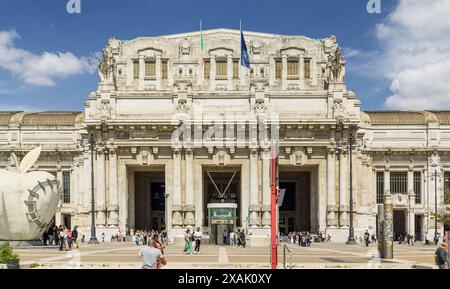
[281,54,288,90]
[299,54,305,89]
[156,55,162,89]
[327,147,337,227]
[408,194,416,236]
[311,57,318,86]
[227,54,233,80]
[384,169,390,197]
[184,149,195,227]
[407,169,415,236]
[261,150,271,228]
[339,151,349,227]
[107,152,119,227]
[96,153,106,226]
[210,56,216,90]
[138,55,145,89]
[249,149,260,228]
[172,149,183,228]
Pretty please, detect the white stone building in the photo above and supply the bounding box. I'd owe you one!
[0,29,448,245]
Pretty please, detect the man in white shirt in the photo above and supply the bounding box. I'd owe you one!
[193,227,203,254]
[139,240,166,269]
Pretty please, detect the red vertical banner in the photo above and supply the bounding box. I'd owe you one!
[271,143,278,269]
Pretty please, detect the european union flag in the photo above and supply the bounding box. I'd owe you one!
[241,28,250,69]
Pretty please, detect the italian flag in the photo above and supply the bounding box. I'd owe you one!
[198,21,205,66]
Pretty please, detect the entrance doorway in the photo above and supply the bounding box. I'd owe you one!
[393,210,406,241]
[134,172,166,231]
[203,167,241,244]
[279,171,311,235]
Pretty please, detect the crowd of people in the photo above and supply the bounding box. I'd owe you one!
[282,231,317,246]
[42,224,82,251]
[133,229,168,247]
[220,229,247,247]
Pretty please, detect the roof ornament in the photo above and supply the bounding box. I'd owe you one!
[327,46,346,83]
[98,45,117,90]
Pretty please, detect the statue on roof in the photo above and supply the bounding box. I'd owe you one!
[98,45,117,90]
[327,46,346,83]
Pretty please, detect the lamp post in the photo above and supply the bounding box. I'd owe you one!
[88,133,99,244]
[346,133,357,245]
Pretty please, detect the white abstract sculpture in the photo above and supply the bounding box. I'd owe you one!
[0,147,60,241]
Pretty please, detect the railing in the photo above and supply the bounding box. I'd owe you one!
[283,243,293,269]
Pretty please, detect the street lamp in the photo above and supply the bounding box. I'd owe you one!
[346,133,357,245]
[88,133,99,244]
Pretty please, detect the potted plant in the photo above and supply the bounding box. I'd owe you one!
[0,242,20,269]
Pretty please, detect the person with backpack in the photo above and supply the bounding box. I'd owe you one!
[435,242,448,269]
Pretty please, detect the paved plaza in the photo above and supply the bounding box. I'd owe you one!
[14,242,438,269]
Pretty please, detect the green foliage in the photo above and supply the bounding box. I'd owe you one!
[30,263,40,268]
[0,242,19,263]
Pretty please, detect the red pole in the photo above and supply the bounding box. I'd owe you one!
[271,143,278,269]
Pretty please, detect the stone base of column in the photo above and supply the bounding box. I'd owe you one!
[327,206,338,227]
[248,227,271,247]
[172,211,183,228]
[249,210,260,228]
[325,227,351,243]
[339,206,349,227]
[96,211,107,227]
[107,205,119,227]
[183,211,195,228]
[261,211,271,228]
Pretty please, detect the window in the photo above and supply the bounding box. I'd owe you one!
[216,59,227,78]
[275,59,282,79]
[376,172,384,204]
[63,171,70,204]
[233,60,239,79]
[287,59,299,78]
[304,59,311,79]
[162,59,168,79]
[133,60,139,79]
[204,60,210,79]
[414,172,422,204]
[390,172,408,194]
[145,60,156,77]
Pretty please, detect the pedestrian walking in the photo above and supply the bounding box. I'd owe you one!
[183,229,193,254]
[72,226,79,249]
[364,230,371,247]
[239,230,246,248]
[435,242,448,269]
[229,231,235,246]
[193,227,203,254]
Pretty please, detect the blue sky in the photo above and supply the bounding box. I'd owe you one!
[1,0,438,112]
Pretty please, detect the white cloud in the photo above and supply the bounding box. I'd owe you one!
[375,0,450,110]
[0,30,97,87]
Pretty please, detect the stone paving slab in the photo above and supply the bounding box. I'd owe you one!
[11,242,438,269]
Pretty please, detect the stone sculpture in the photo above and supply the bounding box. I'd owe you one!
[0,147,60,241]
